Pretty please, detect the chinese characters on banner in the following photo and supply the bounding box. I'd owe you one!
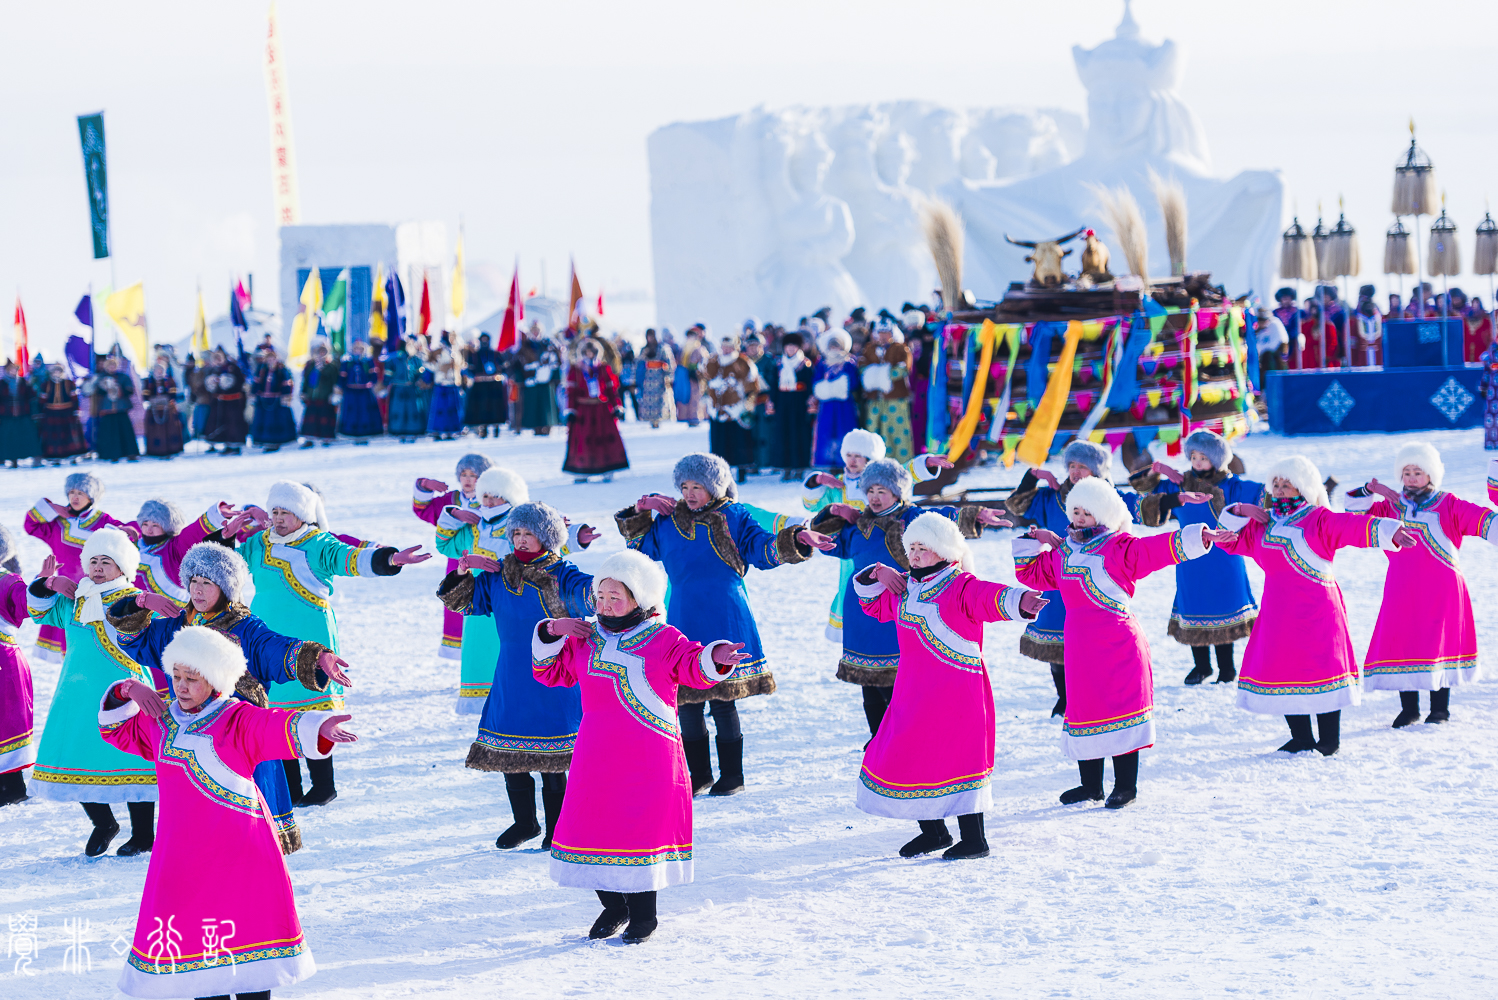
[262,1,301,226]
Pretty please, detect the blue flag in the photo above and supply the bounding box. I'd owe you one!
[384,269,406,354]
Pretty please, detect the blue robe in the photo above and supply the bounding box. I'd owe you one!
[1135,470,1263,644]
[337,356,384,439]
[812,357,861,467]
[109,599,321,853]
[820,501,974,684]
[617,497,806,703]
[454,554,594,771]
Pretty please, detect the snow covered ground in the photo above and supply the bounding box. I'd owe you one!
[3,421,1497,999]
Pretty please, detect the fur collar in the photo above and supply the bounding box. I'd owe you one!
[856,503,912,570]
[1181,469,1229,517]
[670,497,746,576]
[501,551,567,618]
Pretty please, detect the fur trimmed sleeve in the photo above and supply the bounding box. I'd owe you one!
[294,642,331,692]
[773,524,812,565]
[235,671,271,707]
[1128,467,1161,494]
[615,505,655,541]
[1004,471,1040,517]
[436,570,476,613]
[957,505,982,539]
[105,595,154,636]
[809,512,853,538]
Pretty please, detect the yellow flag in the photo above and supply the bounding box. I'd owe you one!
[287,267,323,364]
[451,231,466,319]
[193,289,209,354]
[370,263,387,344]
[945,321,999,462]
[105,283,149,368]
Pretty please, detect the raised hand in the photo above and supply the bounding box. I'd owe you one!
[47,499,71,517]
[1367,477,1402,504]
[710,641,748,669]
[1033,468,1061,491]
[120,524,141,543]
[1178,491,1211,505]
[547,617,594,638]
[924,454,955,471]
[316,651,352,686]
[1018,590,1049,618]
[1201,528,1237,547]
[39,555,57,580]
[1391,526,1419,549]
[318,714,359,744]
[637,494,677,516]
[457,553,502,574]
[121,678,168,719]
[451,508,481,525]
[1151,461,1184,485]
[827,502,861,522]
[1230,503,1271,524]
[976,508,1012,527]
[51,575,78,599]
[797,529,835,551]
[417,478,449,494]
[389,545,431,566]
[137,592,184,617]
[871,562,908,595]
[1028,527,1064,549]
[576,525,601,547]
[814,472,843,489]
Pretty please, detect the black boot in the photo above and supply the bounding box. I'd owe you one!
[117,802,155,856]
[1050,664,1067,717]
[862,685,893,737]
[708,736,745,796]
[1392,690,1421,728]
[683,737,713,796]
[1278,715,1317,753]
[1426,687,1451,724]
[1105,751,1139,809]
[622,890,658,944]
[299,756,338,806]
[496,773,542,849]
[1213,643,1237,684]
[81,802,119,857]
[1314,711,1341,756]
[589,890,629,939]
[1060,758,1105,804]
[898,819,952,858]
[1184,646,1212,685]
[941,813,990,860]
[0,770,26,806]
[541,774,566,851]
[282,758,305,803]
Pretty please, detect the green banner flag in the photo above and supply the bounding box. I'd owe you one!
[76,113,110,259]
[323,268,350,357]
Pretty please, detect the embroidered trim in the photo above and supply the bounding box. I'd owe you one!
[550,843,692,866]
[1064,707,1152,738]
[858,765,991,800]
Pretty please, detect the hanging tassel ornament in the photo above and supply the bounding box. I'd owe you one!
[1311,209,1333,282]
[1326,202,1360,279]
[1428,201,1461,277]
[1384,219,1416,276]
[1279,217,1316,281]
[1473,212,1498,276]
[1392,124,1439,216]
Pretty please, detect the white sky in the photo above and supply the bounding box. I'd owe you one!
[2,0,1496,356]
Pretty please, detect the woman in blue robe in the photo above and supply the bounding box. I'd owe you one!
[438,502,594,851]
[1129,428,1263,686]
[615,453,832,797]
[1004,440,1141,716]
[811,330,861,468]
[337,341,385,441]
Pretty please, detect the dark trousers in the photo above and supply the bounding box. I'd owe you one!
[1190,644,1235,674]
[861,685,894,736]
[679,699,741,741]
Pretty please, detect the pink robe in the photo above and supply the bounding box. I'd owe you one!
[414,482,476,660]
[100,685,331,999]
[1344,488,1498,690]
[24,499,124,661]
[1219,504,1402,714]
[1488,457,1498,505]
[1015,524,1212,760]
[129,505,229,605]
[532,618,730,891]
[0,574,36,774]
[853,565,1028,819]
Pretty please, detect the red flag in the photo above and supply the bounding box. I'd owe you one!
[12,297,29,375]
[418,275,432,336]
[596,289,605,317]
[497,263,521,351]
[233,279,252,310]
[568,258,584,331]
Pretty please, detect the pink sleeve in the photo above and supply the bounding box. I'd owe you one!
[856,583,901,623]
[1215,519,1262,557]
[662,630,728,690]
[24,502,62,551]
[1116,531,1192,583]
[413,487,456,526]
[220,704,339,764]
[1310,509,1395,554]
[1445,495,1498,543]
[957,576,1026,624]
[163,507,219,563]
[1014,545,1058,591]
[531,625,581,688]
[0,575,26,629]
[98,686,158,761]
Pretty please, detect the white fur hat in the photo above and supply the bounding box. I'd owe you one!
[840,428,887,464]
[818,329,852,354]
[455,453,494,478]
[1267,455,1329,508]
[594,549,668,613]
[476,467,529,506]
[137,499,188,535]
[160,625,246,695]
[81,526,140,582]
[65,471,104,501]
[902,512,973,572]
[1394,441,1443,490]
[267,481,320,524]
[1066,477,1133,532]
[0,523,18,574]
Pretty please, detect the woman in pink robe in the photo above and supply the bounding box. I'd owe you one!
[0,525,36,807]
[127,499,233,606]
[1014,477,1224,809]
[99,625,355,999]
[23,472,125,661]
[532,550,742,945]
[1218,456,1412,755]
[1343,443,1498,727]
[853,512,1040,861]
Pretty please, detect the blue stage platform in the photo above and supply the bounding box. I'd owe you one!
[1264,365,1483,435]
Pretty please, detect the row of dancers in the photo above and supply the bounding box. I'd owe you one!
[0,429,1491,996]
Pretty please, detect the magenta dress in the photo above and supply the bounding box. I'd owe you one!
[0,575,36,775]
[1219,503,1402,715]
[852,566,1028,819]
[100,685,332,998]
[129,505,229,606]
[1344,488,1498,691]
[24,499,125,661]
[1015,524,1212,760]
[532,618,730,892]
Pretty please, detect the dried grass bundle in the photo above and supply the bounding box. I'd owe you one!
[1147,167,1187,276]
[921,200,964,312]
[1088,183,1149,284]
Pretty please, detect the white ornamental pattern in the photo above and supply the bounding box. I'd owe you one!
[1317,380,1355,426]
[1430,378,1475,423]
